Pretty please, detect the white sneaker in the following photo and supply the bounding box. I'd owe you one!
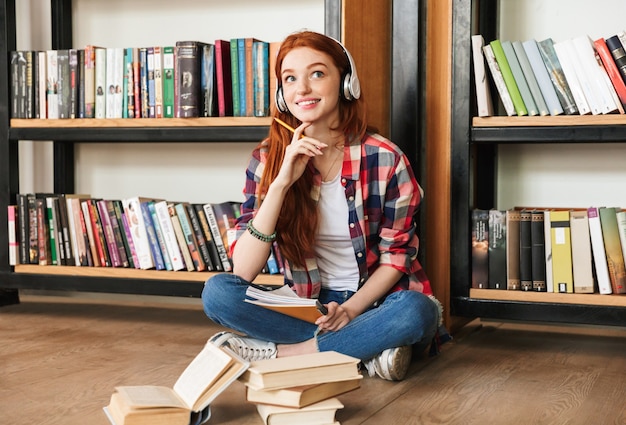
[209,331,277,362]
[363,345,412,381]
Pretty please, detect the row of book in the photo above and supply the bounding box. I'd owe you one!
[471,207,626,295]
[472,30,626,117]
[105,343,361,425]
[10,38,280,120]
[7,193,283,276]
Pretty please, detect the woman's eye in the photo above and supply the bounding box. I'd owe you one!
[312,71,324,79]
[284,76,295,83]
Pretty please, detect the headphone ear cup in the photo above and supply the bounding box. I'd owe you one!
[342,73,353,101]
[275,86,288,113]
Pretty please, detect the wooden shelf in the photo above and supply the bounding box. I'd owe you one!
[14,264,283,285]
[473,115,626,127]
[470,288,626,308]
[10,117,272,129]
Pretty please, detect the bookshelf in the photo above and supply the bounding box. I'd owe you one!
[445,0,626,327]
[1,1,426,305]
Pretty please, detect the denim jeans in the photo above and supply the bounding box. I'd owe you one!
[202,273,439,361]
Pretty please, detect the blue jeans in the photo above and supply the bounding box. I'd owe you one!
[202,273,438,361]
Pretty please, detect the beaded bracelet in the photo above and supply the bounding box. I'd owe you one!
[246,219,277,243]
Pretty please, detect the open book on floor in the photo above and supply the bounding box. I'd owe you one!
[103,342,249,425]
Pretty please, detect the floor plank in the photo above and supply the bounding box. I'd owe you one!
[1,295,625,425]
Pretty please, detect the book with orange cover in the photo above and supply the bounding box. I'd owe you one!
[244,285,326,324]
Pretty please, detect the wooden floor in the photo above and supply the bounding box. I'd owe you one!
[1,294,626,425]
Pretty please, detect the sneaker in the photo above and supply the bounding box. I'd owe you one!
[363,345,412,381]
[209,331,277,362]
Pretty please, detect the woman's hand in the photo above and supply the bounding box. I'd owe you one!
[273,122,327,189]
[315,302,352,332]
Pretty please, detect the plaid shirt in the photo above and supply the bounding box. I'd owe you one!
[232,132,433,300]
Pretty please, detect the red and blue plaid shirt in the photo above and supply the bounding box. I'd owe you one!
[232,132,433,300]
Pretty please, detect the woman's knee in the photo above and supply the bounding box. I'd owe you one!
[201,273,240,315]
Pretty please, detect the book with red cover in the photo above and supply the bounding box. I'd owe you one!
[214,39,233,117]
[593,38,626,108]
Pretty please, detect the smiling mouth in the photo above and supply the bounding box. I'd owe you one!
[296,99,320,106]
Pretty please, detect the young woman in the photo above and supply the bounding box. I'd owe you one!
[202,30,441,381]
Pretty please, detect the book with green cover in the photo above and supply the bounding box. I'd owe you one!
[162,46,175,118]
[490,39,528,116]
[512,40,549,116]
[501,41,538,116]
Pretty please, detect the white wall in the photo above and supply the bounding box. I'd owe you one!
[16,0,324,203]
[496,0,626,209]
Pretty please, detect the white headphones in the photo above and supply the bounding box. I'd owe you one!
[275,35,361,114]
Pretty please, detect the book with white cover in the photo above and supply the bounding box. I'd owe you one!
[471,35,494,117]
[121,197,155,270]
[587,207,612,294]
[543,210,554,293]
[482,44,515,116]
[553,40,593,115]
[572,36,619,115]
[569,210,594,293]
[154,200,185,271]
[522,39,563,116]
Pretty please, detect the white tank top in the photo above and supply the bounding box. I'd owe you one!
[315,172,360,291]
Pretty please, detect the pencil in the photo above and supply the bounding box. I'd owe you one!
[273,117,296,134]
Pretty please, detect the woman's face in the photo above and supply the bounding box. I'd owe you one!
[280,47,342,127]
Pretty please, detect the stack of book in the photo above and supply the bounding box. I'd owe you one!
[472,30,626,117]
[8,193,284,276]
[9,39,281,120]
[471,207,626,296]
[239,351,363,425]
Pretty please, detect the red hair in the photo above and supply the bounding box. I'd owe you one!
[258,31,367,267]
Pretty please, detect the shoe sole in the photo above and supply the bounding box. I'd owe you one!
[386,345,412,381]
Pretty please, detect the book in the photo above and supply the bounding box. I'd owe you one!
[253,39,270,117]
[37,50,47,118]
[147,201,173,271]
[616,211,626,277]
[94,46,107,118]
[598,207,626,294]
[521,39,563,116]
[214,39,233,117]
[588,207,612,294]
[123,47,135,118]
[46,50,59,119]
[139,47,149,118]
[512,40,550,116]
[543,210,554,292]
[553,39,593,115]
[239,350,361,391]
[550,210,573,293]
[594,37,626,109]
[202,203,233,272]
[483,43,516,116]
[471,209,489,289]
[97,200,123,267]
[175,40,206,118]
[201,43,216,117]
[519,210,533,291]
[85,198,111,267]
[84,45,97,118]
[140,201,166,271]
[471,35,494,117]
[81,200,101,267]
[56,193,74,265]
[174,203,206,272]
[113,200,136,269]
[193,203,223,272]
[104,342,249,425]
[185,203,215,271]
[530,210,546,291]
[35,198,52,265]
[57,49,70,119]
[168,203,195,272]
[65,195,91,266]
[153,46,163,118]
[246,377,361,409]
[230,38,241,116]
[488,209,506,290]
[238,38,246,116]
[153,200,185,271]
[162,46,175,118]
[605,35,626,88]
[269,41,281,115]
[506,209,521,290]
[146,47,156,118]
[244,285,326,324]
[569,210,594,294]
[68,49,79,118]
[7,205,18,266]
[255,397,344,425]
[572,35,620,115]
[537,38,578,115]
[501,40,538,116]
[132,47,141,117]
[122,197,156,270]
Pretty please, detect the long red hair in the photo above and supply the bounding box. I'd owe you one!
[258,31,367,267]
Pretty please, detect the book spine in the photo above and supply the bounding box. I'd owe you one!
[519,210,533,291]
[599,207,626,294]
[552,40,592,115]
[594,38,626,108]
[46,50,59,119]
[185,203,214,271]
[37,50,47,118]
[203,204,232,272]
[81,200,101,267]
[57,195,74,265]
[483,44,516,116]
[16,194,30,264]
[153,46,163,118]
[536,38,578,115]
[238,38,247,117]
[471,209,489,289]
[94,47,106,118]
[10,51,21,118]
[147,46,156,118]
[97,200,122,267]
[122,198,155,270]
[176,41,202,118]
[505,209,521,290]
[112,200,134,268]
[56,49,70,119]
[569,210,594,294]
[24,51,34,118]
[68,49,78,119]
[616,211,626,280]
[132,48,141,118]
[530,211,546,292]
[45,197,59,265]
[27,195,38,264]
[154,201,185,271]
[588,207,612,294]
[606,35,626,86]
[168,204,195,271]
[550,210,573,293]
[119,208,139,269]
[35,198,51,265]
[471,35,494,117]
[215,40,233,117]
[175,203,205,272]
[84,45,96,118]
[543,211,554,293]
[140,202,166,270]
[8,205,18,266]
[139,47,149,119]
[201,43,216,117]
[194,203,223,271]
[52,197,66,265]
[253,40,269,117]
[230,39,240,117]
[123,47,135,118]
[501,41,538,116]
[490,40,527,116]
[147,201,173,271]
[522,40,563,116]
[87,200,110,267]
[162,46,175,118]
[77,49,85,118]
